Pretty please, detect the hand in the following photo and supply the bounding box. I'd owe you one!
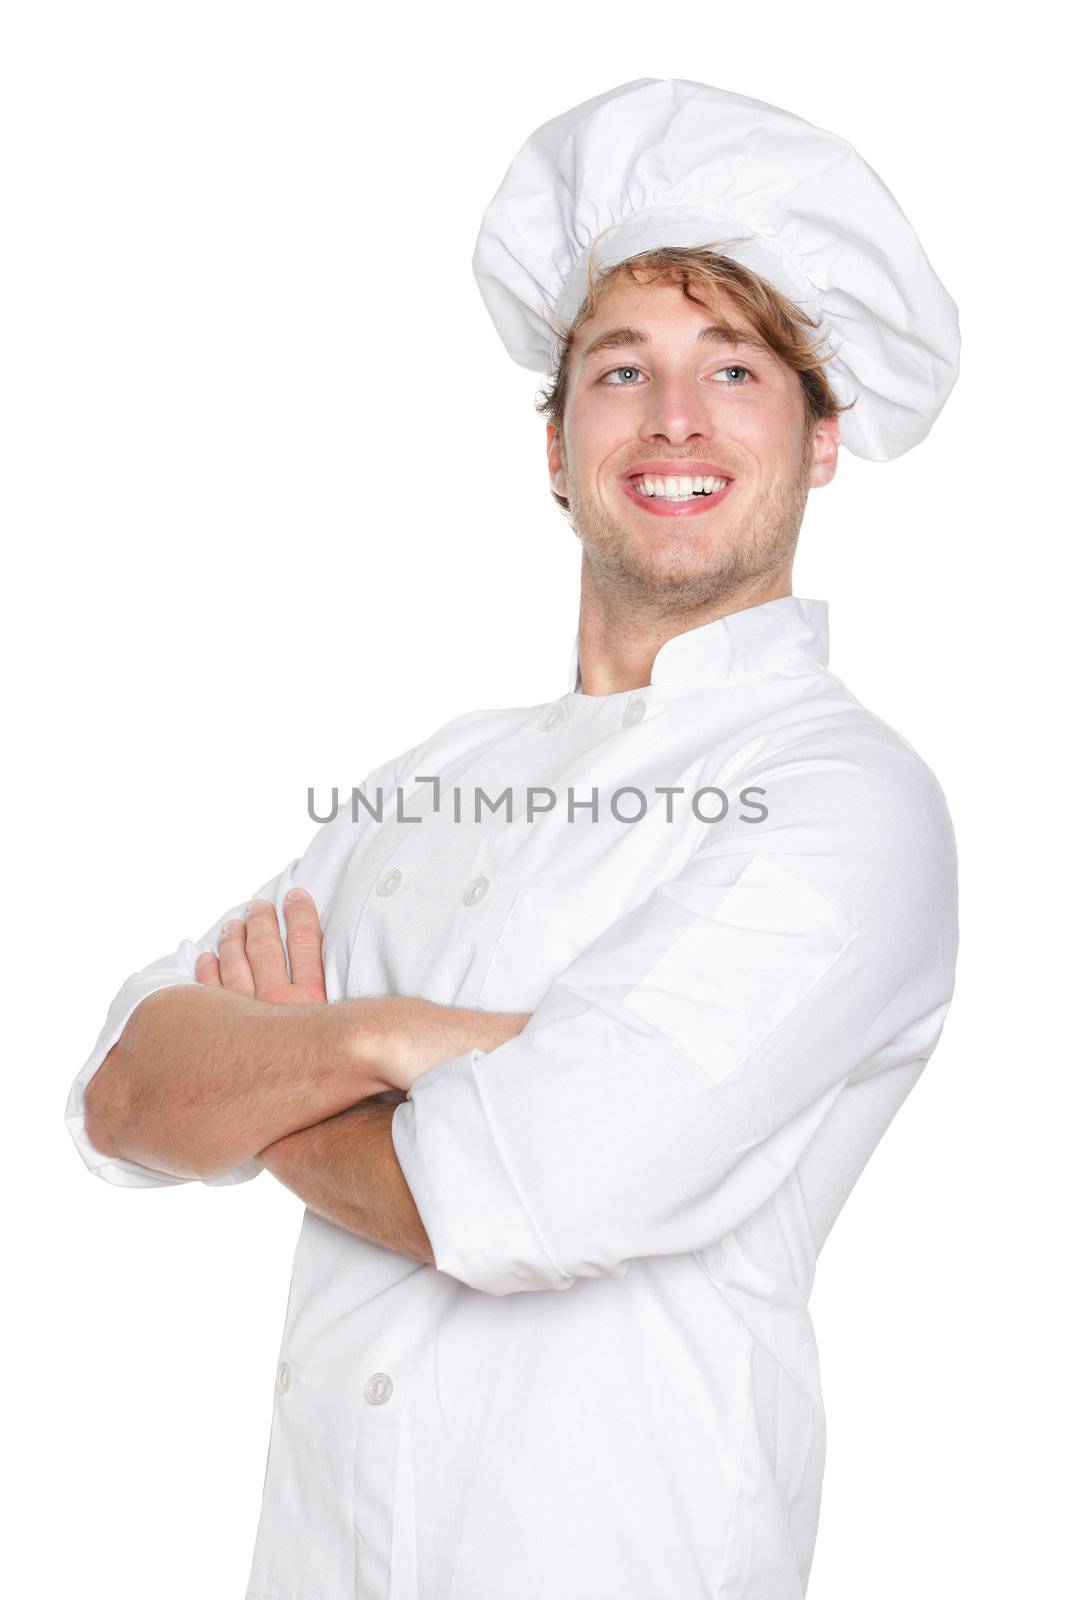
[194,888,327,1004]
[196,890,409,1107]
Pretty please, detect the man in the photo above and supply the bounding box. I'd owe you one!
[66,80,960,1600]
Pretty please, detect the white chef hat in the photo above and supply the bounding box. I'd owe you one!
[471,78,960,461]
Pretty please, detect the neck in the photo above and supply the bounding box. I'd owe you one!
[573,564,793,696]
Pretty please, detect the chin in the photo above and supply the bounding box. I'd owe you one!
[598,541,721,597]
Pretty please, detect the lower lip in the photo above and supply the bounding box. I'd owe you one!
[619,477,734,517]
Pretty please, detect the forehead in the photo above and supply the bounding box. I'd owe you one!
[573,275,772,363]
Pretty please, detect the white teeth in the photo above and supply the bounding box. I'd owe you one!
[634,474,729,499]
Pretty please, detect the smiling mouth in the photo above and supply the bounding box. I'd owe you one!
[628,472,732,500]
[620,472,735,518]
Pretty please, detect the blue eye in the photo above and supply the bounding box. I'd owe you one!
[600,363,754,387]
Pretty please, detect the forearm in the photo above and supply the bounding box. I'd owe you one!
[85,987,529,1182]
[385,997,532,1092]
[85,985,392,1180]
[257,1096,433,1263]
[253,1001,532,1263]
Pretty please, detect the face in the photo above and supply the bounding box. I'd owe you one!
[546,274,840,615]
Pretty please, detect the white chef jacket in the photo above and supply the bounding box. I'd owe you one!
[65,595,958,1600]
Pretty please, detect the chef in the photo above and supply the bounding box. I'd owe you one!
[65,79,960,1600]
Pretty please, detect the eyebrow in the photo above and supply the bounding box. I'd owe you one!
[578,323,773,365]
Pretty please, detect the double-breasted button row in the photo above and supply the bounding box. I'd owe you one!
[278,1360,393,1406]
[538,697,647,731]
[377,867,492,906]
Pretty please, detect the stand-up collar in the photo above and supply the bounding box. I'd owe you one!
[565,596,830,696]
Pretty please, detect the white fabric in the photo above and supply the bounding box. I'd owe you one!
[472,78,961,461]
[66,596,958,1599]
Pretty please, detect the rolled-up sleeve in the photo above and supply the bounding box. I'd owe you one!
[391,737,959,1296]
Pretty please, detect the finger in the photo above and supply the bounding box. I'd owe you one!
[282,887,327,1001]
[195,951,222,987]
[217,919,257,997]
[243,899,291,1000]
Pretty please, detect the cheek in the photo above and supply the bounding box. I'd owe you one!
[727,418,794,483]
[737,393,804,456]
[567,402,630,471]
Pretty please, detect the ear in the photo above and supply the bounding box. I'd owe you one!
[808,414,840,489]
[547,422,567,496]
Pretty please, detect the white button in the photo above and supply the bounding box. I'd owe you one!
[537,702,566,732]
[364,1371,393,1405]
[375,867,403,897]
[462,875,490,906]
[276,1360,291,1394]
[622,697,647,727]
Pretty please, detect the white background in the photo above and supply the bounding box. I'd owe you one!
[4,3,1062,1595]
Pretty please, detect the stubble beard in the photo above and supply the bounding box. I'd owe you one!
[562,437,814,621]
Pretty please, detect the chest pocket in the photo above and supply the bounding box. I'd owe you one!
[475,887,610,1013]
[618,853,860,1086]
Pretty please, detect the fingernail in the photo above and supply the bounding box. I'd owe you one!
[221,919,242,934]
[285,887,309,904]
[246,899,269,914]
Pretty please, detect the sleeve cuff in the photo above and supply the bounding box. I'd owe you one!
[390,1048,576,1296]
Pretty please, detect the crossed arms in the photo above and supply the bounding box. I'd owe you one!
[83,887,531,1266]
[77,746,958,1297]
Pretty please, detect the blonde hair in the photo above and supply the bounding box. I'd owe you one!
[535,243,854,510]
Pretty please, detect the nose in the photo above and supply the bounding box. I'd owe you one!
[637,373,715,447]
